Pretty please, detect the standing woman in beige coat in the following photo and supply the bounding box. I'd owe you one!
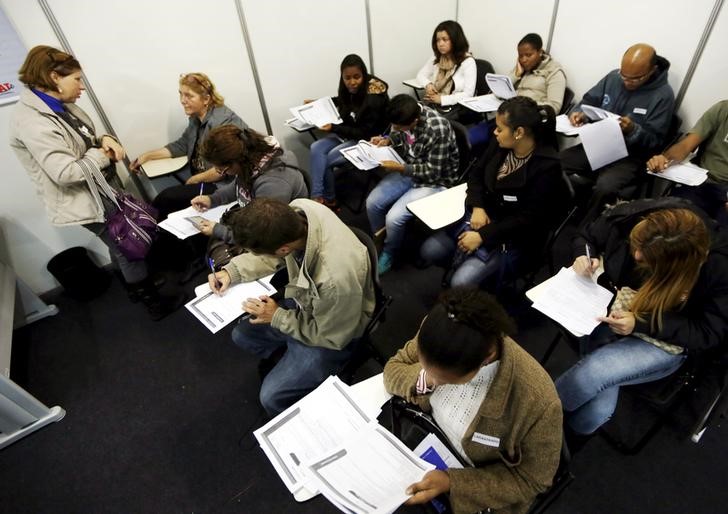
[9,45,184,320]
[384,288,562,514]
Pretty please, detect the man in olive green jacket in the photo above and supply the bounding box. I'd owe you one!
[384,334,562,514]
[209,198,375,415]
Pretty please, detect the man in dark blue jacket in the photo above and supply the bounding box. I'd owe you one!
[562,43,675,222]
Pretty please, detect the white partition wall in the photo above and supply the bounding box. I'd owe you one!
[550,0,717,112]
[242,0,369,164]
[678,5,728,128]
[369,0,456,97]
[459,0,555,75]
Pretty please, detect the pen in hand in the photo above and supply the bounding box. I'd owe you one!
[208,258,222,294]
[199,182,204,197]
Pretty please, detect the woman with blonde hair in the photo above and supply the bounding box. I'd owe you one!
[131,72,247,218]
[556,199,728,436]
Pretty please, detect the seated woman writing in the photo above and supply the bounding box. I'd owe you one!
[556,200,728,437]
[384,287,562,514]
[189,125,308,245]
[420,96,569,288]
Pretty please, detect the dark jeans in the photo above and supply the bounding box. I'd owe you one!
[562,144,642,222]
[152,182,218,220]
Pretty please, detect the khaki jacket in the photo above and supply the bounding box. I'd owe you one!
[383,335,563,514]
[224,199,375,350]
[9,88,111,226]
[508,54,566,113]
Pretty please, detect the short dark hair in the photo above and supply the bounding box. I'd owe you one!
[18,45,81,90]
[387,94,420,125]
[518,33,543,50]
[432,20,470,64]
[497,96,557,148]
[228,198,307,255]
[418,287,515,376]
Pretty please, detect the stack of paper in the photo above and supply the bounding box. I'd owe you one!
[340,140,405,171]
[459,94,503,113]
[580,104,620,122]
[527,267,614,337]
[185,274,274,333]
[579,118,628,170]
[647,162,709,186]
[485,73,516,100]
[555,114,581,136]
[158,201,237,239]
[254,376,435,513]
[289,97,342,128]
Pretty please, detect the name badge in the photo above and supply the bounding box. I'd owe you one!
[472,432,501,448]
[503,195,518,202]
[633,107,647,115]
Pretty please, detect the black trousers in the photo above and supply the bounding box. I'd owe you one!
[152,182,218,220]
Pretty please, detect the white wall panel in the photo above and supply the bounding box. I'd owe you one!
[678,6,728,128]
[459,0,555,75]
[369,0,456,97]
[242,0,369,165]
[550,0,716,113]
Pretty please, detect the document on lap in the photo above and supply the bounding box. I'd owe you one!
[157,201,236,239]
[459,93,503,113]
[290,96,343,127]
[285,117,315,132]
[185,273,274,333]
[555,114,581,135]
[340,141,405,171]
[647,161,709,186]
[578,118,628,170]
[527,267,614,337]
[485,73,517,100]
[580,104,620,122]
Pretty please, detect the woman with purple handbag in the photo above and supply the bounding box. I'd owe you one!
[9,45,185,320]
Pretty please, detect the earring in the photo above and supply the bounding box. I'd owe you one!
[515,135,521,140]
[58,87,63,93]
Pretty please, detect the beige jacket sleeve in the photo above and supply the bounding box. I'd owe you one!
[382,335,431,410]
[223,253,282,284]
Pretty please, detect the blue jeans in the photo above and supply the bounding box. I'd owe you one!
[420,222,520,288]
[309,136,355,200]
[366,173,445,254]
[232,317,358,416]
[555,324,686,434]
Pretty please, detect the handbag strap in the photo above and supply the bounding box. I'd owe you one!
[77,157,121,213]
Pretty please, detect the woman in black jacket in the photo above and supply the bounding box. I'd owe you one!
[307,54,389,209]
[557,200,728,435]
[420,96,568,288]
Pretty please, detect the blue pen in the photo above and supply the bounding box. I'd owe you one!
[208,257,222,292]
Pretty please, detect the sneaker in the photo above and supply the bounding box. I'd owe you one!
[377,252,393,275]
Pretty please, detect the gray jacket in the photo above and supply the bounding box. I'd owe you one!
[165,104,247,171]
[9,88,111,226]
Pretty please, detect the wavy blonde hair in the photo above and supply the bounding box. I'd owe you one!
[179,72,224,107]
[629,208,710,331]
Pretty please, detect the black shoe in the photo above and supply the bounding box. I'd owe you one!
[120,273,165,303]
[130,278,187,321]
[178,259,207,285]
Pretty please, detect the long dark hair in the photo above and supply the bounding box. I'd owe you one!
[337,54,369,114]
[418,288,515,376]
[497,96,557,149]
[431,20,470,65]
[200,125,279,193]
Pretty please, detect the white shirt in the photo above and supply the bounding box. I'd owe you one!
[415,56,477,106]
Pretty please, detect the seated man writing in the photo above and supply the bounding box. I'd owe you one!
[208,198,375,416]
[647,99,728,227]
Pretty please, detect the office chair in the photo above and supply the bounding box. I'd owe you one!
[338,226,393,382]
[560,87,575,115]
[449,120,477,184]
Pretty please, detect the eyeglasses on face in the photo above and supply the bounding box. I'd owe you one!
[619,69,652,83]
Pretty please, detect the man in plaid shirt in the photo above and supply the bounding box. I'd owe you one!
[366,94,459,274]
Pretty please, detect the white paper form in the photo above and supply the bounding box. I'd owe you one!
[185,273,274,333]
[459,94,503,113]
[158,201,237,239]
[580,104,620,122]
[485,74,516,99]
[340,141,405,171]
[647,162,709,186]
[290,97,343,127]
[285,117,315,132]
[254,376,373,497]
[305,423,435,514]
[555,114,581,135]
[578,118,628,170]
[530,267,614,337]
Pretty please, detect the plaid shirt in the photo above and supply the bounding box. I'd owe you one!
[389,105,459,187]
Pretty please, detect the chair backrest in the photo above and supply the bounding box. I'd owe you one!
[474,59,495,96]
[448,120,473,183]
[560,87,575,115]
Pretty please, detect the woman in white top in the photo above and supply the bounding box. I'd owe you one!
[416,20,476,112]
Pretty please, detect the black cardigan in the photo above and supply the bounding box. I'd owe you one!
[571,197,728,352]
[331,77,389,141]
[466,138,570,267]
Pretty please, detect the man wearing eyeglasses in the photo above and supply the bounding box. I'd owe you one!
[562,43,675,223]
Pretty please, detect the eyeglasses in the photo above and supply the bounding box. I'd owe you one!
[619,69,652,83]
[215,164,232,176]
